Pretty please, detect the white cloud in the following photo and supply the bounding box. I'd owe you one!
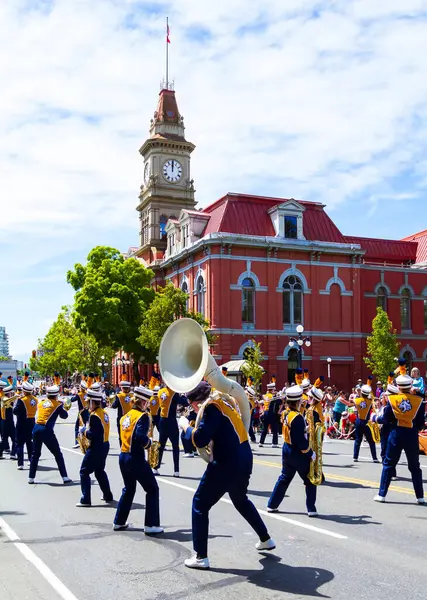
[1,0,427,354]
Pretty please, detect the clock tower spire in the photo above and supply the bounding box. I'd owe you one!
[136,85,197,263]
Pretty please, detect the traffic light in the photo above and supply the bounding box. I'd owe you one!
[32,350,36,358]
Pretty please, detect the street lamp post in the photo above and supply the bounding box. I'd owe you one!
[98,355,109,381]
[327,357,332,385]
[288,324,311,369]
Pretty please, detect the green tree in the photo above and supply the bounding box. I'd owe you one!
[240,340,264,390]
[364,307,400,383]
[0,355,11,361]
[67,246,155,368]
[29,307,114,379]
[138,283,215,362]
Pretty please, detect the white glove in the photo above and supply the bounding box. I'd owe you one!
[311,451,317,462]
[178,416,190,430]
[79,426,86,435]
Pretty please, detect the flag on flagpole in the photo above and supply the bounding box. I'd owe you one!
[167,23,171,44]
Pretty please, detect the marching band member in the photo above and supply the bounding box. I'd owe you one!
[28,376,72,484]
[267,384,318,517]
[13,374,37,470]
[113,386,163,535]
[111,374,134,445]
[306,376,326,483]
[374,364,425,504]
[300,370,310,416]
[179,381,275,570]
[377,374,398,479]
[71,374,90,448]
[153,385,187,476]
[1,376,18,459]
[76,385,113,507]
[245,384,257,443]
[259,380,280,447]
[148,384,161,434]
[353,377,379,463]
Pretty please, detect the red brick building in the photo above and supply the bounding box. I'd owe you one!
[125,86,427,392]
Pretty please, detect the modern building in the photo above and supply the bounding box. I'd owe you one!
[123,85,427,391]
[0,326,10,357]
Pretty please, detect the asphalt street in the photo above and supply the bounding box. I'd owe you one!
[1,405,426,600]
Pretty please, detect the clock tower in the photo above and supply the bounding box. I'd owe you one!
[136,86,197,264]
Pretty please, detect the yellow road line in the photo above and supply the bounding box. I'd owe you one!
[254,458,414,495]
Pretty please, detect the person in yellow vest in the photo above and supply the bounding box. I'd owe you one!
[259,380,279,447]
[153,386,187,476]
[267,384,318,516]
[0,376,18,459]
[111,374,134,445]
[113,386,163,534]
[353,377,379,463]
[374,363,425,504]
[148,375,161,434]
[76,386,113,507]
[13,375,37,470]
[28,377,71,484]
[71,375,90,449]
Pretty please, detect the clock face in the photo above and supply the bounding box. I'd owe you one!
[163,159,182,183]
[144,162,150,184]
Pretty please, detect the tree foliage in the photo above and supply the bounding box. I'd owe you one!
[364,307,400,383]
[240,340,265,389]
[67,246,154,360]
[138,283,215,362]
[28,307,114,378]
[0,355,10,361]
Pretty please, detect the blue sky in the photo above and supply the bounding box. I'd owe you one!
[1,0,427,361]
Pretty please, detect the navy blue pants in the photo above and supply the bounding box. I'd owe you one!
[1,415,17,456]
[75,410,89,444]
[156,418,180,472]
[115,453,160,527]
[380,425,396,478]
[29,425,68,479]
[353,419,378,460]
[181,430,196,454]
[268,445,317,512]
[379,429,423,499]
[16,419,35,467]
[248,409,256,442]
[260,414,279,445]
[80,443,112,504]
[192,446,268,558]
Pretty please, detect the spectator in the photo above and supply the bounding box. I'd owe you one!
[332,391,351,427]
[411,368,425,397]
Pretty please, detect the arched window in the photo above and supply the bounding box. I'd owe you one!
[196,276,205,317]
[376,286,387,311]
[287,348,299,385]
[182,281,189,311]
[159,215,168,239]
[283,275,303,326]
[400,288,411,330]
[242,277,255,324]
[403,350,413,373]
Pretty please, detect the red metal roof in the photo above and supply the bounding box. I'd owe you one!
[202,193,346,243]
[344,236,417,263]
[401,230,427,263]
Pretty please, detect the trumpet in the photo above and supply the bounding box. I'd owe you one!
[61,397,72,411]
[1,394,19,409]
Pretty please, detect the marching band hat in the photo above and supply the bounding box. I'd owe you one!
[245,386,256,398]
[134,386,153,401]
[22,380,34,393]
[187,381,211,403]
[90,381,102,391]
[0,379,7,389]
[16,379,23,389]
[301,378,310,390]
[396,374,413,390]
[119,374,131,387]
[153,385,160,392]
[286,385,303,400]
[386,383,399,395]
[46,384,60,396]
[87,387,103,400]
[266,383,276,390]
[308,386,324,402]
[361,376,373,396]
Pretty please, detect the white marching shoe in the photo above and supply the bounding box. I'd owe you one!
[307,511,318,517]
[373,495,386,503]
[267,507,278,513]
[144,526,164,535]
[185,555,210,569]
[183,453,194,458]
[256,538,276,552]
[153,469,160,475]
[17,465,24,471]
[416,498,426,505]
[113,523,129,531]
[63,477,72,484]
[173,472,180,478]
[28,478,35,484]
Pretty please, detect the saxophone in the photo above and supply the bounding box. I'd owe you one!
[367,401,381,443]
[146,413,161,469]
[77,411,90,454]
[307,407,325,486]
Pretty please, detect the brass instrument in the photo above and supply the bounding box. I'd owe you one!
[159,318,250,463]
[62,397,72,411]
[306,407,325,486]
[146,413,161,469]
[77,411,90,454]
[1,394,20,409]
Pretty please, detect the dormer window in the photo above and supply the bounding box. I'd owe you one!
[268,199,305,240]
[284,215,298,239]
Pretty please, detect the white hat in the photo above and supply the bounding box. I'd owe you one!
[301,378,311,390]
[22,381,34,393]
[386,383,399,395]
[396,374,413,390]
[134,386,153,401]
[361,384,372,396]
[3,385,14,393]
[266,383,276,390]
[90,381,102,391]
[46,384,60,396]
[16,380,23,389]
[286,385,303,400]
[80,380,88,390]
[0,380,7,389]
[245,386,256,398]
[87,387,103,400]
[153,385,160,392]
[119,379,131,388]
[308,386,324,402]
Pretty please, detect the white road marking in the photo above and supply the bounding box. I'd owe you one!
[60,447,82,456]
[0,517,80,600]
[156,477,348,540]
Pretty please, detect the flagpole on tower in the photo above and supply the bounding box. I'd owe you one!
[166,17,169,89]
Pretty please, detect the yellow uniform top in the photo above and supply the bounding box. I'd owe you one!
[263,393,272,411]
[388,393,423,428]
[117,392,134,416]
[282,410,299,444]
[22,394,38,419]
[354,395,372,420]
[89,407,110,443]
[149,395,160,416]
[36,398,63,425]
[120,408,151,453]
[159,387,174,418]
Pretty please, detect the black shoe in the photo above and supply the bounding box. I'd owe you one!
[102,496,114,503]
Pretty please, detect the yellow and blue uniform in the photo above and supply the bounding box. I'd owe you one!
[0,394,17,457]
[114,408,160,528]
[149,393,161,432]
[79,407,113,505]
[259,393,280,445]
[268,410,317,513]
[377,393,424,499]
[185,396,269,558]
[353,396,378,461]
[155,387,187,472]
[181,408,197,455]
[71,390,89,445]
[13,393,37,466]
[112,391,134,445]
[29,398,69,479]
[247,395,257,443]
